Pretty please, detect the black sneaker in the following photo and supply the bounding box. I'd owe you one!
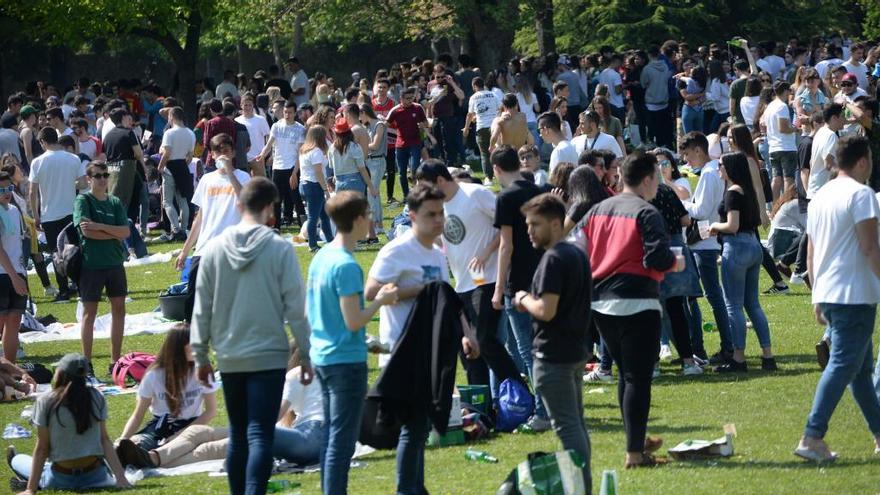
[715,360,748,373]
[9,477,26,492]
[709,350,734,365]
[763,284,791,295]
[173,231,188,242]
[815,340,830,370]
[52,291,71,303]
[761,357,779,371]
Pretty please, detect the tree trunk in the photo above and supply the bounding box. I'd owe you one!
[236,41,245,74]
[464,0,516,72]
[289,12,303,58]
[178,10,203,126]
[534,0,555,56]
[271,32,282,68]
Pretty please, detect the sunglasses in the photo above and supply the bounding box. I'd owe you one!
[0,186,14,193]
[89,172,111,179]
[840,82,854,87]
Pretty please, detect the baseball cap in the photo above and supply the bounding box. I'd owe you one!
[841,73,858,84]
[557,55,571,67]
[19,105,38,119]
[53,353,89,377]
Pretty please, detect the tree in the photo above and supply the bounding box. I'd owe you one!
[1,0,214,125]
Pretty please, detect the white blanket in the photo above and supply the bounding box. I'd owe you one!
[20,311,180,344]
[27,250,180,276]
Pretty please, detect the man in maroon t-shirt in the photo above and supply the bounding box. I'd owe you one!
[202,98,236,170]
[386,86,427,197]
[372,78,399,202]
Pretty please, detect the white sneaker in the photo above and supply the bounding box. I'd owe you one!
[44,286,59,298]
[682,363,704,375]
[692,355,709,367]
[790,272,806,285]
[659,344,673,361]
[483,177,493,186]
[523,415,551,432]
[583,369,613,383]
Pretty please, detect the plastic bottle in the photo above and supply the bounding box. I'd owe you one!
[464,449,498,463]
[599,470,619,495]
[702,321,717,333]
[266,479,302,494]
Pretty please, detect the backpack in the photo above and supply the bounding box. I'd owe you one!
[495,378,535,432]
[111,352,157,387]
[53,195,95,284]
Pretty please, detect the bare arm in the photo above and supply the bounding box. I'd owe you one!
[28,183,40,227]
[516,292,560,322]
[101,422,131,488]
[119,396,151,439]
[176,210,202,270]
[191,391,218,426]
[367,123,386,152]
[492,226,514,309]
[855,217,880,279]
[340,285,397,331]
[25,427,50,493]
[256,135,275,162]
[710,209,741,234]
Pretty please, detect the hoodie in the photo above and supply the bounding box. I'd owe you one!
[640,59,671,107]
[191,223,311,373]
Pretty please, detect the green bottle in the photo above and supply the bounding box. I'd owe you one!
[703,321,717,333]
[266,479,302,493]
[465,448,498,463]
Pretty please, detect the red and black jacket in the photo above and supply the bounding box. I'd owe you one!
[583,193,675,301]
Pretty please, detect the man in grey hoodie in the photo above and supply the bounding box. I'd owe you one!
[191,177,311,495]
[639,45,673,148]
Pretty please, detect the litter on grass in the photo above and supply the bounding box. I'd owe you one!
[668,423,737,460]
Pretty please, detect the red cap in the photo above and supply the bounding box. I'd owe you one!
[333,117,351,134]
[841,73,858,84]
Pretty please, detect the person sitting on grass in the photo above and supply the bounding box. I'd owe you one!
[0,356,37,400]
[115,325,218,459]
[116,344,324,470]
[75,161,131,383]
[7,353,131,493]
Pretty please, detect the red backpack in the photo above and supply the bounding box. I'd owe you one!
[112,352,157,387]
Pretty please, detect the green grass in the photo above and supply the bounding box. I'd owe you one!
[2,192,880,494]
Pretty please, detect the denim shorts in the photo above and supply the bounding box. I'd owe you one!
[335,172,367,194]
[769,151,798,178]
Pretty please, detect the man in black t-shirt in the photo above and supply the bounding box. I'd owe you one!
[491,145,550,430]
[514,193,592,490]
[265,64,293,100]
[102,107,144,209]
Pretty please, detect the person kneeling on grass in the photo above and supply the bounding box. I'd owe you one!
[75,161,130,384]
[7,353,131,493]
[115,325,218,459]
[116,345,325,469]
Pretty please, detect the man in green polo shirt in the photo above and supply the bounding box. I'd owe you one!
[73,161,130,383]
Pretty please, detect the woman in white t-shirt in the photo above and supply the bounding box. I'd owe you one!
[298,125,335,252]
[739,76,763,131]
[117,326,218,452]
[550,97,573,140]
[514,73,541,146]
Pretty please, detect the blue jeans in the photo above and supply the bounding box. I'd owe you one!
[317,362,367,495]
[682,105,704,134]
[366,157,385,229]
[805,304,880,439]
[504,296,547,419]
[395,144,422,197]
[11,456,116,490]
[300,181,334,250]
[124,219,148,259]
[720,233,772,350]
[273,419,324,466]
[693,249,733,353]
[221,368,286,495]
[396,414,431,495]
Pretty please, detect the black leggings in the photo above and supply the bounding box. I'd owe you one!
[385,152,396,199]
[594,310,660,453]
[664,297,693,359]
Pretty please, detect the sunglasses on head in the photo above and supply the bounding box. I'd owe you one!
[89,172,111,179]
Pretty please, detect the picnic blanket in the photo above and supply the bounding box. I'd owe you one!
[27,250,180,277]
[20,311,180,344]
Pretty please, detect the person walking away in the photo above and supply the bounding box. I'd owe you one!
[28,127,86,302]
[582,151,684,468]
[191,177,313,495]
[157,107,195,242]
[176,134,249,323]
[764,82,799,200]
[709,153,777,372]
[640,45,672,148]
[464,77,500,183]
[514,193,592,491]
[7,353,130,493]
[489,94,534,155]
[795,135,880,462]
[308,191,398,495]
[490,145,551,431]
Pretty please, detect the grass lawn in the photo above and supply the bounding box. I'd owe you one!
[1,193,879,494]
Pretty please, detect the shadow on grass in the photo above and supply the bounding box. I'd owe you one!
[671,456,878,469]
[586,418,702,436]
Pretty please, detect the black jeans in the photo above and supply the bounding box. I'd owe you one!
[645,108,674,149]
[780,231,809,275]
[459,284,523,402]
[664,296,693,359]
[384,152,396,199]
[43,215,75,294]
[594,310,660,453]
[271,168,305,224]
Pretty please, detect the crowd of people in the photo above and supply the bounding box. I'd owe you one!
[0,33,879,495]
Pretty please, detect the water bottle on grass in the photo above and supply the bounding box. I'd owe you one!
[465,448,498,463]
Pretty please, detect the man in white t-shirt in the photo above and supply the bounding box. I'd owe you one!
[365,183,478,495]
[415,161,523,402]
[464,77,500,182]
[235,94,270,177]
[597,54,625,121]
[842,43,869,91]
[28,127,87,301]
[175,133,249,322]
[256,100,306,226]
[814,45,844,79]
[571,111,623,158]
[215,70,238,100]
[764,82,799,198]
[158,107,196,241]
[807,104,845,199]
[286,57,310,107]
[797,134,880,463]
[834,73,868,107]
[539,112,578,173]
